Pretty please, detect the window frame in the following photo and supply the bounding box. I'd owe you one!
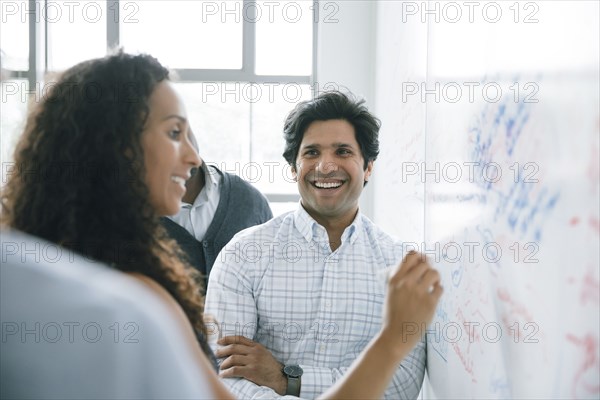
[11,0,320,204]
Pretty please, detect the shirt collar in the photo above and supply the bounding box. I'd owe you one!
[294,202,363,246]
[191,164,219,208]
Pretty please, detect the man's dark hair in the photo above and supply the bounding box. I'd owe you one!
[282,90,381,170]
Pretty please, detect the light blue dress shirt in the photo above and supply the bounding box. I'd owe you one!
[169,164,222,242]
[205,205,426,399]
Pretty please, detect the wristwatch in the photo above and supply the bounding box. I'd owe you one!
[283,364,303,397]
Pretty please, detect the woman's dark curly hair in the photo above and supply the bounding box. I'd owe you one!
[1,51,212,358]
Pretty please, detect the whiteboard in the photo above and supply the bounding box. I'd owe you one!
[373,1,599,398]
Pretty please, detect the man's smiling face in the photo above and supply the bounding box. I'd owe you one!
[293,119,373,223]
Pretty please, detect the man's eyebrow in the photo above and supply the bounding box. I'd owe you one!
[300,143,320,149]
[300,143,356,149]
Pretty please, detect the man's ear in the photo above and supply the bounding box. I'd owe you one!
[290,164,298,181]
[364,160,374,182]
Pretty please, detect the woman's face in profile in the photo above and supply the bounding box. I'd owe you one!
[140,81,200,216]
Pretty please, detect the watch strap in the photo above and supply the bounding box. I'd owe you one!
[285,375,301,397]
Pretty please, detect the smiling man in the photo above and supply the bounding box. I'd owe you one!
[205,91,427,399]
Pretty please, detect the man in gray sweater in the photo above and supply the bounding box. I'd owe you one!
[161,134,272,292]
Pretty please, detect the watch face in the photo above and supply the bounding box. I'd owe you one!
[284,364,303,378]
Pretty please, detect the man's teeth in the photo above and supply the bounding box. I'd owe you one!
[171,176,186,185]
[314,181,342,189]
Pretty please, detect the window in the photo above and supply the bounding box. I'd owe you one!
[1,0,317,214]
[1,79,28,180]
[120,1,243,69]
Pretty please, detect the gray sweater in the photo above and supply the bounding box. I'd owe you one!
[161,166,273,291]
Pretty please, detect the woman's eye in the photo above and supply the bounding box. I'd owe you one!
[304,149,318,156]
[338,148,351,155]
[168,129,181,139]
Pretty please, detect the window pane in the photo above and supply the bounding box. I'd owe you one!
[251,83,311,195]
[174,82,250,166]
[1,80,29,185]
[255,0,313,75]
[1,10,28,70]
[173,82,309,196]
[121,1,242,69]
[47,1,107,71]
